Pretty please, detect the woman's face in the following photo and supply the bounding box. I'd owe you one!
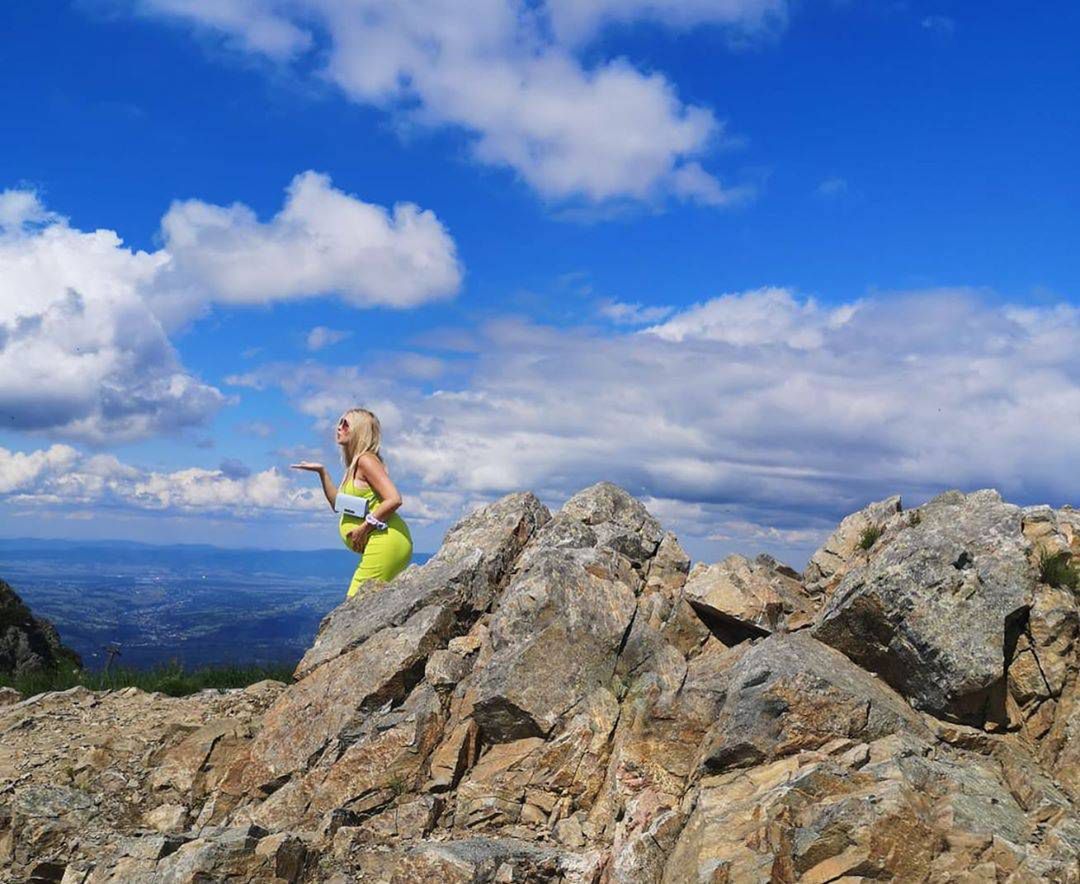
[335,415,350,444]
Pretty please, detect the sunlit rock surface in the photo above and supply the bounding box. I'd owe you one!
[2,483,1079,883]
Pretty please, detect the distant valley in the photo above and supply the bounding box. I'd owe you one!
[0,539,432,671]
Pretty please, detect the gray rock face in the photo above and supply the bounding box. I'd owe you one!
[0,578,81,677]
[813,489,1034,725]
[695,632,930,773]
[3,482,1079,884]
[296,492,550,678]
[683,553,817,637]
[469,483,660,743]
[803,494,903,596]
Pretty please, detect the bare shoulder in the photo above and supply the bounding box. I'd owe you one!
[355,451,386,480]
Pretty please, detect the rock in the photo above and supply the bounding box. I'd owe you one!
[2,482,1079,884]
[246,602,455,783]
[695,632,930,773]
[802,494,903,596]
[0,578,82,677]
[425,719,481,793]
[141,804,188,834]
[665,732,1078,884]
[468,483,657,744]
[295,491,549,679]
[425,648,471,689]
[0,686,22,706]
[682,552,816,637]
[813,489,1034,725]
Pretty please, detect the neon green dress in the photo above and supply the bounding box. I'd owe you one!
[338,475,414,598]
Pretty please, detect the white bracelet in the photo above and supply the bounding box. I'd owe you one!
[365,512,388,530]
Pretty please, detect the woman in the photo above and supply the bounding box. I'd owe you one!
[292,408,414,598]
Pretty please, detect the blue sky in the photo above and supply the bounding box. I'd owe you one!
[1,0,1077,569]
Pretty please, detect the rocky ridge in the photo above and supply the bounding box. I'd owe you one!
[0,577,82,679]
[1,483,1078,882]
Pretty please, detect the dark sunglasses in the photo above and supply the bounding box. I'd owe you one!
[338,417,349,429]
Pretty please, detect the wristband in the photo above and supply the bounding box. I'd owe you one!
[365,512,388,530]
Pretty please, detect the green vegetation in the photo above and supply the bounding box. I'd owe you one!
[858,524,882,550]
[1037,546,1079,592]
[0,660,295,701]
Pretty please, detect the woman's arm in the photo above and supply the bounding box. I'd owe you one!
[357,453,403,525]
[318,467,339,511]
[288,461,338,510]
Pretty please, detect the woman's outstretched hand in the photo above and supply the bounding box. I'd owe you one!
[290,461,325,474]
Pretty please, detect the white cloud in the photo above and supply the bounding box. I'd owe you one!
[0,442,322,514]
[921,15,956,36]
[126,0,774,205]
[140,0,314,58]
[0,175,460,441]
[0,197,228,443]
[0,188,58,231]
[0,444,78,494]
[639,285,857,348]
[306,325,352,351]
[158,171,462,319]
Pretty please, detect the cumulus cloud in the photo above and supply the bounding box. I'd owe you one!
[0,197,227,443]
[0,175,460,441]
[640,286,857,348]
[0,188,58,231]
[0,442,322,514]
[128,0,773,205]
[158,171,462,317]
[234,287,1080,566]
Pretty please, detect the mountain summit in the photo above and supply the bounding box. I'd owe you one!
[1,483,1078,881]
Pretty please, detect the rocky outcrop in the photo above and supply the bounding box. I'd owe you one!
[0,577,81,677]
[1,483,1079,883]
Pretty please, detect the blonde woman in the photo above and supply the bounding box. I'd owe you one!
[292,408,413,598]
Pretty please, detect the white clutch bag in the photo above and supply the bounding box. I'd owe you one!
[335,491,370,518]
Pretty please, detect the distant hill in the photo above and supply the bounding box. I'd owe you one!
[0,577,81,676]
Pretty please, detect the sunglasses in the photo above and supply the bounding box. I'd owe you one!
[338,417,349,429]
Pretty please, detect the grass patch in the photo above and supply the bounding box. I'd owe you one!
[1037,547,1079,592]
[858,524,882,551]
[0,660,296,701]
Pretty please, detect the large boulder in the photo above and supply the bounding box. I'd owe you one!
[802,494,903,596]
[664,732,1079,883]
[695,632,930,773]
[468,483,662,744]
[296,491,549,678]
[812,489,1034,725]
[682,553,816,637]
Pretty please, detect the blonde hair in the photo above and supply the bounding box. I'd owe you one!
[337,407,385,488]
